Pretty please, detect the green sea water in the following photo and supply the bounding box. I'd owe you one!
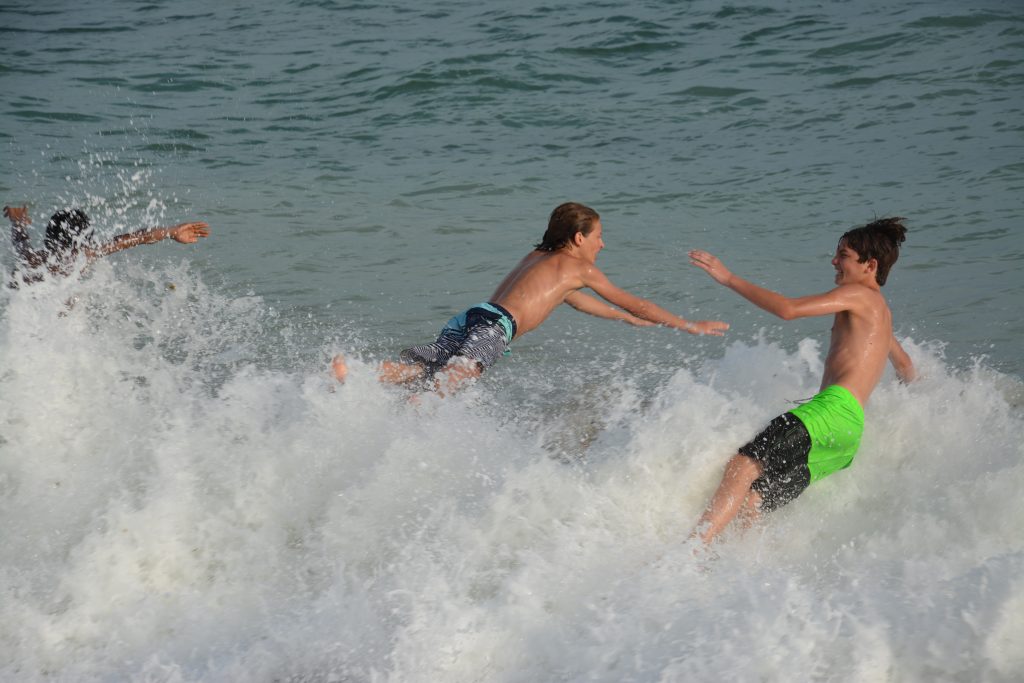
[3,0,1021,376]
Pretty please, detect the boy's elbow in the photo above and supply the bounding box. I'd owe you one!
[901,364,918,384]
[893,355,916,383]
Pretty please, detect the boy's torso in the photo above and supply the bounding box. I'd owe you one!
[821,287,893,406]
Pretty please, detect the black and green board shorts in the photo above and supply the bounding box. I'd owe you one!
[740,385,865,512]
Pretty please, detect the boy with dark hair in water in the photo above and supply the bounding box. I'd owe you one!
[333,202,729,393]
[4,205,209,286]
[688,217,916,544]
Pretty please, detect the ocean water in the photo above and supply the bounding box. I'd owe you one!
[2,1,1023,681]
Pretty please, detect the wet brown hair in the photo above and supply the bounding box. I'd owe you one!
[535,202,600,252]
[45,209,94,255]
[840,217,907,286]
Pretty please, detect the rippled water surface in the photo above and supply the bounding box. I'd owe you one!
[5,0,1023,373]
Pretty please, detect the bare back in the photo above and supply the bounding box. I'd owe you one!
[820,285,893,406]
[489,250,589,336]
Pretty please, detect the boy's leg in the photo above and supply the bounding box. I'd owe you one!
[694,453,763,544]
[737,488,764,529]
[425,317,505,395]
[330,353,429,385]
[379,359,428,384]
[433,357,482,396]
[332,354,349,382]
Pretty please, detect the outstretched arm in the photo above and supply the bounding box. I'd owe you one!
[87,221,210,259]
[889,335,916,383]
[579,265,728,335]
[689,249,853,320]
[5,205,45,267]
[564,291,655,326]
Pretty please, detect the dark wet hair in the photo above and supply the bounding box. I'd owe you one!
[44,209,94,255]
[840,217,907,286]
[534,202,600,252]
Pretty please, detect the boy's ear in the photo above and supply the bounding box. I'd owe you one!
[865,258,878,274]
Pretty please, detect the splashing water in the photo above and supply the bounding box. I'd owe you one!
[1,259,1021,682]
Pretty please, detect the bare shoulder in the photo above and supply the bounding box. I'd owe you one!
[528,249,584,276]
[835,283,889,315]
[521,249,551,266]
[554,251,600,276]
[833,283,882,301]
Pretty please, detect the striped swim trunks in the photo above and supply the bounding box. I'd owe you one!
[400,302,517,377]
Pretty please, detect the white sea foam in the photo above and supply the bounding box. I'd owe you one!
[1,265,1022,682]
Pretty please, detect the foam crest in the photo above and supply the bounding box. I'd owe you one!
[1,268,1022,681]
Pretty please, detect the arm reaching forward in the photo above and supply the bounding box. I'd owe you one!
[689,249,856,321]
[88,221,210,259]
[564,291,655,326]
[579,264,728,335]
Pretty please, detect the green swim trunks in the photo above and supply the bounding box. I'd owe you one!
[739,385,865,511]
[792,385,865,481]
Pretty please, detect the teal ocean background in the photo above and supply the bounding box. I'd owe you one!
[2,1,1023,681]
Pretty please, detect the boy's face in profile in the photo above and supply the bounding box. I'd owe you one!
[577,219,604,264]
[831,238,875,286]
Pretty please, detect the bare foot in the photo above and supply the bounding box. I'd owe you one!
[331,354,348,383]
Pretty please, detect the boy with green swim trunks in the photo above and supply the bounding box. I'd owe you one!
[688,217,916,544]
[332,202,729,393]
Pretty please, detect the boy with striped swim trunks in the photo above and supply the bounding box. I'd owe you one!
[688,217,916,544]
[332,202,729,393]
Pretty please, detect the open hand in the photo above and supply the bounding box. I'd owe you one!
[686,319,729,336]
[4,205,30,227]
[169,221,210,244]
[688,250,732,286]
